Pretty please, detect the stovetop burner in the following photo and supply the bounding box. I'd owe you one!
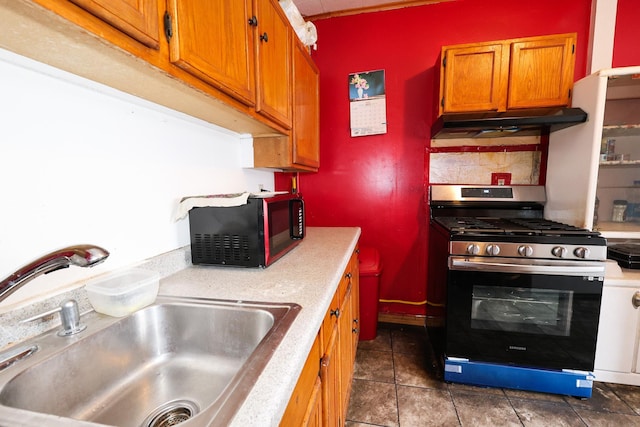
[435,217,601,237]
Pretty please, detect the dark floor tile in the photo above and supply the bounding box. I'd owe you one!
[566,382,636,415]
[574,408,640,426]
[394,352,445,389]
[504,387,568,403]
[390,325,429,355]
[354,349,395,383]
[607,383,640,415]
[451,390,522,427]
[346,422,384,427]
[510,398,586,426]
[397,385,459,426]
[358,326,392,352]
[346,379,399,427]
[349,322,640,427]
[448,381,507,396]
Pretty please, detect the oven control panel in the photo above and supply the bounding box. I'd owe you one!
[451,241,606,261]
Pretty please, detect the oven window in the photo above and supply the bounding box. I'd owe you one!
[471,285,573,336]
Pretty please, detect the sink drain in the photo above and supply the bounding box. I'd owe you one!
[143,400,199,427]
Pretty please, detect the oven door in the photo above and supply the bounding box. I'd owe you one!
[446,256,604,372]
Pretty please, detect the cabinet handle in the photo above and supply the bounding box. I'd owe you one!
[352,328,359,334]
[633,291,640,309]
[248,16,258,26]
[260,32,269,42]
[330,308,340,318]
[163,11,173,42]
[345,272,352,279]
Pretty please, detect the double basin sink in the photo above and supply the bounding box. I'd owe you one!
[0,296,300,426]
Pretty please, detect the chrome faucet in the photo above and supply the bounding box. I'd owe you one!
[0,245,109,303]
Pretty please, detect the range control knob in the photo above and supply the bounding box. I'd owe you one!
[517,245,534,257]
[466,244,480,255]
[574,247,590,259]
[551,246,567,258]
[486,244,500,256]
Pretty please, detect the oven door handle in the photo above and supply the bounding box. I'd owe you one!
[449,256,605,277]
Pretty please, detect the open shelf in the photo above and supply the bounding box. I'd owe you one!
[599,160,640,167]
[603,124,640,138]
[597,221,640,240]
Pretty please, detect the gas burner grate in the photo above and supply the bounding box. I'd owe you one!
[507,218,601,236]
[434,216,601,238]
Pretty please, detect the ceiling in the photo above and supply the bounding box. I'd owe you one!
[290,0,450,19]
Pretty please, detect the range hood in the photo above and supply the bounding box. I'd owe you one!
[431,107,587,139]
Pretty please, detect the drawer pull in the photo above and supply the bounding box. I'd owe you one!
[330,308,340,318]
[633,291,640,309]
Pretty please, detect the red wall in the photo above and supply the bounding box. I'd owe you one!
[278,0,592,317]
[613,0,640,67]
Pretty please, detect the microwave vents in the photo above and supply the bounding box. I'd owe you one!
[192,233,252,265]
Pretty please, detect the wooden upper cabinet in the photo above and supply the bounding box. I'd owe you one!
[439,33,577,115]
[68,0,160,48]
[255,0,293,129]
[292,38,320,169]
[167,0,256,107]
[440,43,508,113]
[508,34,576,109]
[252,37,319,172]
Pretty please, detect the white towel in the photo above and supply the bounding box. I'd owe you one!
[174,192,250,221]
[175,191,288,220]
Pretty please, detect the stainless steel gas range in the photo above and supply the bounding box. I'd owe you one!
[427,185,607,398]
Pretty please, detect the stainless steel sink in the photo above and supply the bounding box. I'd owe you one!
[0,296,300,426]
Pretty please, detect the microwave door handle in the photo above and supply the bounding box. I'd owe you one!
[289,199,305,239]
[449,257,605,277]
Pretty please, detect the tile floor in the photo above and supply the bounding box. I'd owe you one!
[345,323,640,427]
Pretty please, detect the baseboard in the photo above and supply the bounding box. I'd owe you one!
[378,313,426,327]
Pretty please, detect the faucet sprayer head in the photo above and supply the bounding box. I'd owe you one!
[66,245,110,268]
[0,245,110,302]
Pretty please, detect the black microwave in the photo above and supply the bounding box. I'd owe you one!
[188,193,305,268]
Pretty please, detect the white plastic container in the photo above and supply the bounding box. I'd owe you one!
[85,268,159,317]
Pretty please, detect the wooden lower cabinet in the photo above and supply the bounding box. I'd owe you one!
[280,335,322,426]
[281,248,360,426]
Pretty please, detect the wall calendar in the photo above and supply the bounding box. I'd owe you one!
[348,69,387,137]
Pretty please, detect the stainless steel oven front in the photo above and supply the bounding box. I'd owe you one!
[445,255,605,372]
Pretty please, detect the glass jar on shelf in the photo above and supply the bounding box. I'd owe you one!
[612,200,628,222]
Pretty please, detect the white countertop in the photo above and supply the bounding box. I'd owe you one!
[0,226,361,426]
[158,226,361,426]
[605,259,640,286]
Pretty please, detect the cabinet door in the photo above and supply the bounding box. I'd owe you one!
[339,283,354,420]
[320,322,341,427]
[594,285,640,373]
[508,34,575,109]
[303,376,323,427]
[440,43,508,114]
[167,0,255,106]
[69,0,160,48]
[280,335,321,426]
[350,252,360,353]
[292,38,320,168]
[255,0,293,129]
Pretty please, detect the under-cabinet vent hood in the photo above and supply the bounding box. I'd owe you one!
[431,107,587,139]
